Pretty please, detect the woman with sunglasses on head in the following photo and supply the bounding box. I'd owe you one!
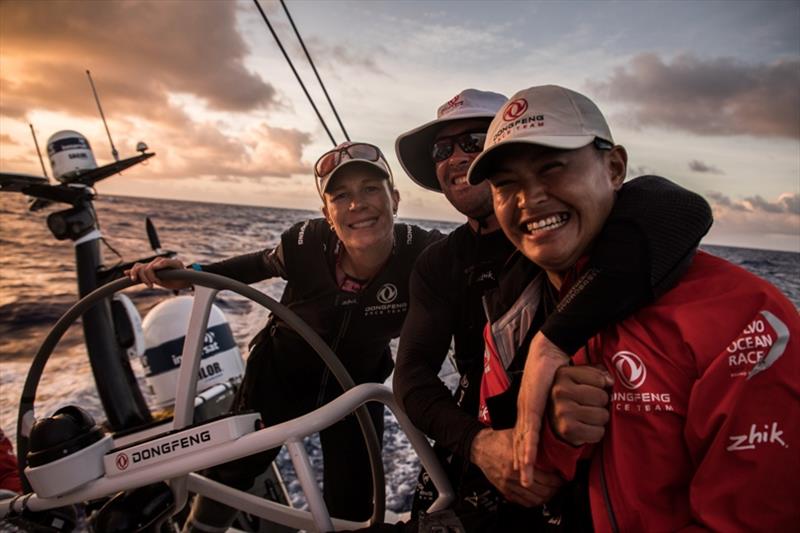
[127,142,443,530]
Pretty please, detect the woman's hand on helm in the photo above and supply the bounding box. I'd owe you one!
[124,257,189,290]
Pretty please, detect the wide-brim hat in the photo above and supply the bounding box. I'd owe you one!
[467,85,614,185]
[395,89,508,192]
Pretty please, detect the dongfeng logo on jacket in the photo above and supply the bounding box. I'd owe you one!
[612,351,647,389]
[610,350,673,414]
[365,283,406,316]
[377,283,398,304]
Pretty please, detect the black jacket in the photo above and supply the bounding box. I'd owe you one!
[269,219,439,390]
[206,218,441,404]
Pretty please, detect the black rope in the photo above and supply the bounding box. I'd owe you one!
[280,0,350,142]
[252,0,338,146]
[101,236,123,265]
[91,204,123,264]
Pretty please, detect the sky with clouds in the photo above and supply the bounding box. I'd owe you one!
[1,0,798,251]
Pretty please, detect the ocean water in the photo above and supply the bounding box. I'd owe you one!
[1,193,798,516]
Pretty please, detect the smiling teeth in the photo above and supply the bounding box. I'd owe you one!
[526,214,568,233]
[453,176,468,185]
[351,219,376,229]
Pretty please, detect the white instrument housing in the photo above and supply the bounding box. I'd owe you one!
[46,130,98,182]
[25,435,113,498]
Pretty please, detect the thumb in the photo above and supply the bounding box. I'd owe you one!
[592,364,614,387]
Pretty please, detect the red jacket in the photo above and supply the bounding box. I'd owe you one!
[539,251,800,531]
[0,427,21,494]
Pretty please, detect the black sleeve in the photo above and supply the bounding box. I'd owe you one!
[394,245,485,461]
[541,175,713,355]
[201,243,287,284]
[423,228,447,248]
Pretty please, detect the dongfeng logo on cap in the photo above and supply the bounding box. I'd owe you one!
[612,351,647,389]
[377,283,398,304]
[502,98,528,121]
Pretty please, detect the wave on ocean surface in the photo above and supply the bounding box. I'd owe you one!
[0,193,797,515]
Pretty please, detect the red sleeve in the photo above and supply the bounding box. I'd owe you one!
[681,300,800,531]
[536,418,593,479]
[0,428,22,494]
[536,349,595,479]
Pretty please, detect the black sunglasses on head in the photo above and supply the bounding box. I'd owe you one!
[431,131,487,162]
[593,138,614,151]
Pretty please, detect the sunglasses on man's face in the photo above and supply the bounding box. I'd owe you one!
[314,142,386,179]
[431,132,487,163]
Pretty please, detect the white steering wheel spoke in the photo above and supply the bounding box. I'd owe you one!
[169,285,218,511]
[287,438,334,532]
[172,286,219,428]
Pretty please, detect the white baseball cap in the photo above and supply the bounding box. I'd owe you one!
[314,141,392,198]
[395,89,508,192]
[467,85,614,184]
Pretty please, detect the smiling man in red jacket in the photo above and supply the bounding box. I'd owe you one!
[467,84,800,531]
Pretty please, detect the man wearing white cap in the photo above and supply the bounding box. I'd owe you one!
[467,84,800,531]
[393,90,714,529]
[395,90,569,527]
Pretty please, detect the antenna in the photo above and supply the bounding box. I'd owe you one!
[86,69,119,161]
[145,217,162,252]
[29,123,49,179]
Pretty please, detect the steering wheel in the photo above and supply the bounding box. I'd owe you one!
[13,269,396,530]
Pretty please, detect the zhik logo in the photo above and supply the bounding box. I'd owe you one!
[727,422,787,451]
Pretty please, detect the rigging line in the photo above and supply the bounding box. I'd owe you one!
[280,0,350,142]
[29,124,49,179]
[252,0,338,147]
[92,207,123,263]
[86,70,120,162]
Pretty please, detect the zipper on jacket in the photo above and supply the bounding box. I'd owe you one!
[589,341,619,533]
[584,340,619,532]
[315,307,353,407]
[598,441,619,533]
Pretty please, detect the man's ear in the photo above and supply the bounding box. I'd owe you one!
[321,204,331,225]
[391,188,400,215]
[608,145,628,190]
